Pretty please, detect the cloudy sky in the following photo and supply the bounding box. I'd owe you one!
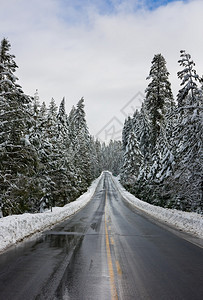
[0,0,202,142]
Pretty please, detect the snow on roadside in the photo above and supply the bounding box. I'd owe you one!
[113,176,203,239]
[1,172,202,253]
[0,175,102,252]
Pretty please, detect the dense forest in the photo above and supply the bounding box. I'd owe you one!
[121,52,203,213]
[0,38,122,216]
[0,38,202,217]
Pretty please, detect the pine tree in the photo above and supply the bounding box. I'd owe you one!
[40,101,47,117]
[122,116,133,151]
[94,139,104,174]
[177,50,201,108]
[57,97,68,132]
[171,51,203,212]
[145,54,174,150]
[75,98,92,186]
[27,91,49,209]
[89,136,100,178]
[55,98,81,205]
[74,97,90,139]
[121,130,143,186]
[68,105,77,149]
[0,38,38,215]
[111,141,123,176]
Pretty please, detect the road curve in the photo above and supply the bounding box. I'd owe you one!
[0,172,202,300]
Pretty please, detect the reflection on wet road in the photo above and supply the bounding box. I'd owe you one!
[0,172,203,299]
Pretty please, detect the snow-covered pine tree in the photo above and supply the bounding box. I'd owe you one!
[72,98,92,189]
[121,54,176,207]
[0,38,38,215]
[29,90,43,151]
[110,140,123,176]
[121,130,143,189]
[171,51,203,212]
[89,136,100,178]
[37,98,59,207]
[27,91,49,209]
[139,54,175,205]
[55,97,82,205]
[122,116,133,152]
[33,89,40,115]
[145,54,174,151]
[57,97,68,134]
[94,139,104,175]
[68,105,77,149]
[177,50,201,108]
[74,98,89,139]
[40,101,47,117]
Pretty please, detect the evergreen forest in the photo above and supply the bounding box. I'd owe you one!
[0,38,202,216]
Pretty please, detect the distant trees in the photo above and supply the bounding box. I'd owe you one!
[121,51,203,213]
[101,140,123,176]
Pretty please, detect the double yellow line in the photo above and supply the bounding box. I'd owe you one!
[105,191,121,300]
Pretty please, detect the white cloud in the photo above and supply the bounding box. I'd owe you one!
[0,0,202,141]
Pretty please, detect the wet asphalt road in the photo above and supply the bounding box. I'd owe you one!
[0,172,203,300]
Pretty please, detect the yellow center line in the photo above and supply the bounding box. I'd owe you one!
[116,260,122,277]
[105,191,118,300]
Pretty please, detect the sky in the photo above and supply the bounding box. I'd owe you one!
[0,0,202,142]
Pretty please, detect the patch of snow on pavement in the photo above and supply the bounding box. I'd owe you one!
[113,176,203,239]
[0,175,102,252]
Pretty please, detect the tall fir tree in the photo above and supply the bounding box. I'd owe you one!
[0,38,38,214]
[73,98,92,189]
[177,50,201,108]
[145,53,174,150]
[171,51,203,211]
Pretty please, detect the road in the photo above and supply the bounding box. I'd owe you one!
[0,172,203,300]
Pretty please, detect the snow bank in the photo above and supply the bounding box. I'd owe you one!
[113,176,203,239]
[0,175,102,252]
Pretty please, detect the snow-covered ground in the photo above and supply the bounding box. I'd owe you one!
[113,175,203,239]
[0,175,102,252]
[0,172,202,253]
